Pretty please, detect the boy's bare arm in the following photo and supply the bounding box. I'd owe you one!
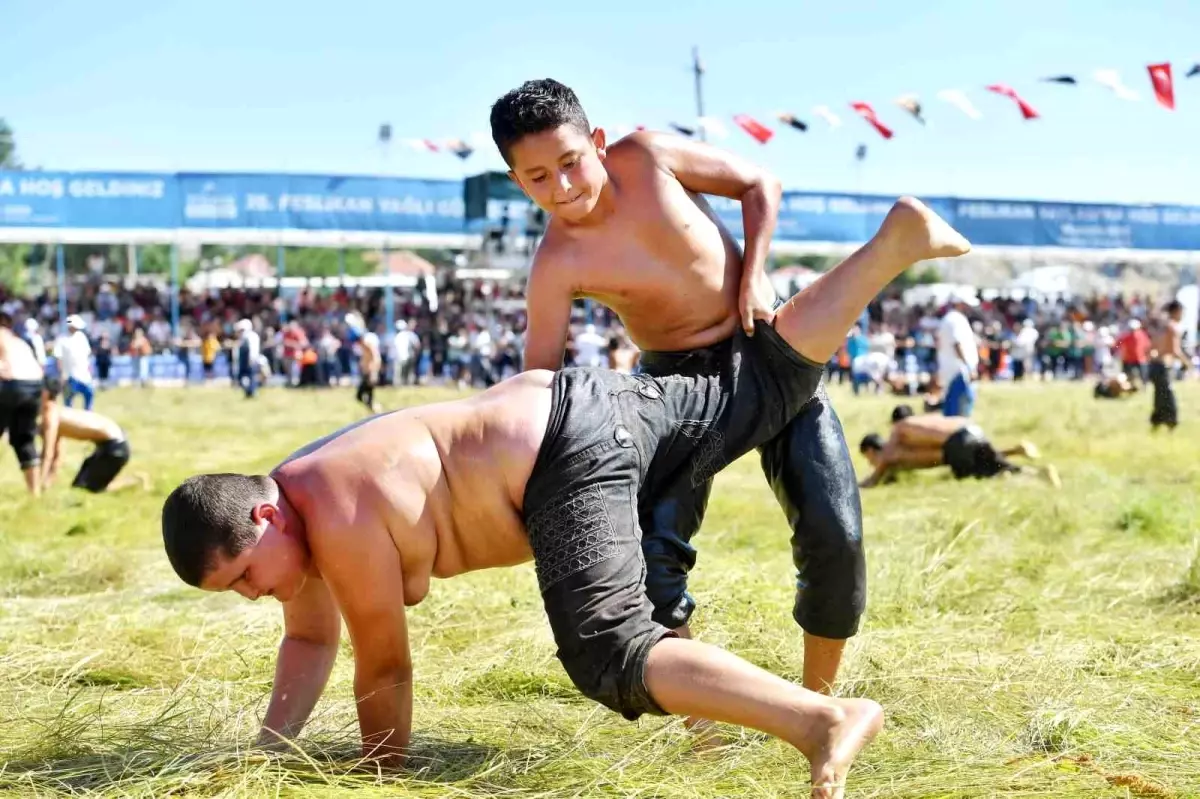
[320,518,413,766]
[257,575,342,748]
[522,250,575,372]
[634,131,783,335]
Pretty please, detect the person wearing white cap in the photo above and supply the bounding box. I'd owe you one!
[1010,319,1039,382]
[22,318,47,367]
[1116,319,1151,385]
[391,320,420,387]
[235,319,261,399]
[936,292,979,416]
[55,314,95,410]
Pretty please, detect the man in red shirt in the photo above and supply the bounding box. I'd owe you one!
[1116,320,1151,385]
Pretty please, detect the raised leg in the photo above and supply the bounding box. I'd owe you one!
[774,198,970,364]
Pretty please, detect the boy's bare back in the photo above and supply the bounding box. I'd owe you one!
[270,372,553,605]
[526,133,777,364]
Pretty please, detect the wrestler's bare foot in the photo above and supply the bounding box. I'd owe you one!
[1017,441,1041,460]
[876,197,972,265]
[802,698,883,799]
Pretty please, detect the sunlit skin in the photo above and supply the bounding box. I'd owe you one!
[182,197,969,798]
[508,123,832,707]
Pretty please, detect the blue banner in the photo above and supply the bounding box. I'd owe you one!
[177,173,464,233]
[0,171,176,228]
[2,169,1198,251]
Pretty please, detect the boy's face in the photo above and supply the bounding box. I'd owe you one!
[198,505,310,603]
[507,125,608,222]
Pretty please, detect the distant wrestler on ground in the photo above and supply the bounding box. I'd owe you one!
[858,405,1059,489]
[1093,372,1138,400]
[40,379,146,493]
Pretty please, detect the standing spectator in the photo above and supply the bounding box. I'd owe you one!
[1010,319,1039,382]
[1117,319,1151,385]
[22,319,46,367]
[94,333,114,388]
[392,320,420,386]
[201,327,221,382]
[129,327,153,387]
[355,330,382,413]
[846,325,870,395]
[281,321,308,386]
[57,315,96,409]
[573,323,607,368]
[235,319,261,399]
[937,293,980,417]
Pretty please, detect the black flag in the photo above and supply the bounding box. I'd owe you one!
[446,139,474,160]
[855,144,868,161]
[1187,64,1200,78]
[669,123,696,137]
[776,113,808,132]
[1041,75,1077,85]
[378,123,393,144]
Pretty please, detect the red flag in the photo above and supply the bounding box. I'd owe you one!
[733,114,774,144]
[849,102,893,139]
[985,84,1039,120]
[423,139,440,152]
[1147,63,1175,109]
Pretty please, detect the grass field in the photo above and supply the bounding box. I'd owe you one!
[0,379,1197,798]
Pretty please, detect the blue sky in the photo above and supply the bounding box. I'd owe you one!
[2,0,1198,204]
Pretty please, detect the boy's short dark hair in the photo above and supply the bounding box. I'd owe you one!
[1165,300,1183,314]
[161,473,274,586]
[891,405,915,424]
[859,433,885,454]
[490,79,592,166]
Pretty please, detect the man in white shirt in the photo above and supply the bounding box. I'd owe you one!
[936,293,979,417]
[1010,319,1040,381]
[56,315,95,410]
[391,321,420,387]
[573,323,607,368]
[235,319,262,399]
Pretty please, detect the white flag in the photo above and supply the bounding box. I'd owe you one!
[1093,69,1140,101]
[936,89,983,120]
[812,105,842,128]
[696,116,729,139]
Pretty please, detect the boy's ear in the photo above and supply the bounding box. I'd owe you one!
[592,127,608,159]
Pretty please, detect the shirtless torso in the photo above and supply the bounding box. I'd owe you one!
[0,325,43,381]
[273,371,554,602]
[522,132,778,367]
[891,414,969,450]
[1150,316,1184,367]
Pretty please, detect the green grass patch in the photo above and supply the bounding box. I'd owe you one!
[0,381,1197,796]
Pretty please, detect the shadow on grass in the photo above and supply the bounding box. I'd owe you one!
[0,732,518,794]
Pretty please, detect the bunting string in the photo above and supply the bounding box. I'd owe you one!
[381,57,1198,161]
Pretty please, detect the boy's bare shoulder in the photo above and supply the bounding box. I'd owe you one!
[606,130,673,175]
